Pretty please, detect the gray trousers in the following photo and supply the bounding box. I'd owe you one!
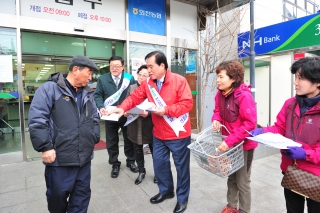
[227,150,254,213]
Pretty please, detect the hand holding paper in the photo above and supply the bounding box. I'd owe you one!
[282,146,306,160]
[100,106,122,121]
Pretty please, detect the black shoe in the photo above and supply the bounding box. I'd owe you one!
[111,165,120,178]
[150,192,175,204]
[135,171,146,185]
[126,163,138,173]
[154,176,158,184]
[173,201,188,213]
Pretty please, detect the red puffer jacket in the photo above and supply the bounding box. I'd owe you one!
[119,70,193,140]
[263,97,320,176]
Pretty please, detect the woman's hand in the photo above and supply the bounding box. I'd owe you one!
[217,141,229,152]
[212,120,221,131]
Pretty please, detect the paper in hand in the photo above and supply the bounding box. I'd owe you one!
[247,132,302,149]
[126,99,157,114]
[100,106,119,121]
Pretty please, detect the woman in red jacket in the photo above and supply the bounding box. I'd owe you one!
[251,57,320,212]
[212,60,257,213]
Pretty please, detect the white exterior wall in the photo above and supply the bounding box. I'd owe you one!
[270,54,293,124]
[245,65,270,126]
[170,0,198,41]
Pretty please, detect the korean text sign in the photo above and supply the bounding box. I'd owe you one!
[21,0,125,30]
[128,0,166,36]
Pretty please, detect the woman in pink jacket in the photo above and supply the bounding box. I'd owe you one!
[212,60,257,213]
[251,57,320,212]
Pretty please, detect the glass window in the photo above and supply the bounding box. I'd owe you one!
[129,42,166,79]
[86,39,112,58]
[284,2,296,19]
[0,27,21,155]
[22,32,85,56]
[307,1,315,13]
[286,0,295,4]
[297,7,307,17]
[297,0,306,9]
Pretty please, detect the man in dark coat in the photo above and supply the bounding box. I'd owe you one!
[94,56,138,178]
[28,55,100,213]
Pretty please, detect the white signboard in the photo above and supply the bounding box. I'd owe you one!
[131,58,145,80]
[0,55,13,82]
[21,0,125,30]
[0,0,16,15]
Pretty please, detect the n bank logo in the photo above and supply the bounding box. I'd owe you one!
[238,13,320,58]
[241,34,281,49]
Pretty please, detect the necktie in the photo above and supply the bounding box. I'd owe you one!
[115,77,119,86]
[157,80,162,92]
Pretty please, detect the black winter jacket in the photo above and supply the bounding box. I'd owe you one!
[28,73,100,167]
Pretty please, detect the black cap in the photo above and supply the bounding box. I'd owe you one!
[69,55,99,71]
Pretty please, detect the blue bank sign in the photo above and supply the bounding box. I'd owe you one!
[128,0,166,36]
[238,13,320,58]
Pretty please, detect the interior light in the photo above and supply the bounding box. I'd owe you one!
[45,41,48,42]
[45,64,54,67]
[40,72,47,74]
[43,67,51,69]
[41,70,48,72]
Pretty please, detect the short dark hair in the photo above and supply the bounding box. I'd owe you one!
[290,57,320,88]
[216,60,244,88]
[145,51,168,69]
[137,64,147,74]
[109,56,124,66]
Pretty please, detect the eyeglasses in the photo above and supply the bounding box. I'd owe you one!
[137,73,148,78]
[110,65,123,69]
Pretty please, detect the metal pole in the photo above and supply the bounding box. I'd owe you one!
[250,0,255,100]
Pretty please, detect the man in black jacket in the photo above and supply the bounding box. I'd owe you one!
[28,55,100,213]
[94,56,138,178]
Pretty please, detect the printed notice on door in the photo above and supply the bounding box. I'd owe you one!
[0,55,13,82]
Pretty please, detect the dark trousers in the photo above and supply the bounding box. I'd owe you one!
[45,161,91,213]
[133,143,153,172]
[153,136,190,203]
[284,188,320,213]
[105,121,135,166]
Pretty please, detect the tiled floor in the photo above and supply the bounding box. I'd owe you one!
[0,147,292,213]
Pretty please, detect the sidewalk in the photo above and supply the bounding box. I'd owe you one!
[0,148,287,213]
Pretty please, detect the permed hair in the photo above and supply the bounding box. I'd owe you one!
[216,60,244,88]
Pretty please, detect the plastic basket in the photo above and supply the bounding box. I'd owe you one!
[188,125,244,178]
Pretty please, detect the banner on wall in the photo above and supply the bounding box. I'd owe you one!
[186,51,196,73]
[131,58,145,80]
[238,13,320,58]
[128,0,166,36]
[21,0,125,29]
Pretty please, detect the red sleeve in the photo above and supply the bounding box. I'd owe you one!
[224,92,257,147]
[118,82,147,111]
[165,78,193,117]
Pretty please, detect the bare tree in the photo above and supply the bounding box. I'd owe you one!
[196,1,251,131]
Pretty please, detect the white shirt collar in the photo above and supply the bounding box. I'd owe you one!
[112,73,122,81]
[158,75,165,83]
